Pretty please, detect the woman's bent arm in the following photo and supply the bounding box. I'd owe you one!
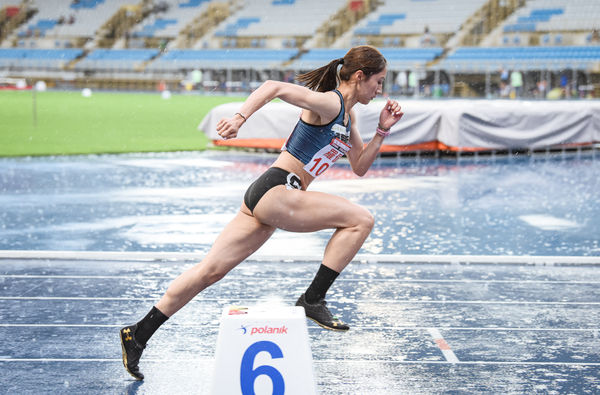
[217,80,340,140]
[346,100,404,176]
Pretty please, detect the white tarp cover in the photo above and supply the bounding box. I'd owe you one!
[199,99,600,150]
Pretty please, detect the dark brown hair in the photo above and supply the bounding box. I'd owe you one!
[296,45,387,92]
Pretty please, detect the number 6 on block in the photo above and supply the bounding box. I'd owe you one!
[240,341,285,395]
[211,305,316,395]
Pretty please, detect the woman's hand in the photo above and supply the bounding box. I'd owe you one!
[378,99,404,130]
[216,114,245,140]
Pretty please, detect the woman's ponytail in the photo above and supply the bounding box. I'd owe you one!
[296,57,344,92]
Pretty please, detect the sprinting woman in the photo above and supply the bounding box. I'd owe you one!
[120,45,404,380]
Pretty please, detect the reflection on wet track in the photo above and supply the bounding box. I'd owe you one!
[1,150,598,256]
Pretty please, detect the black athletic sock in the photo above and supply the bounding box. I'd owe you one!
[304,264,340,304]
[134,306,169,345]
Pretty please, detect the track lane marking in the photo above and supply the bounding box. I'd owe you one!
[428,328,459,363]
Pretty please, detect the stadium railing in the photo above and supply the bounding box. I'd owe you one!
[0,48,83,69]
[73,48,159,71]
[434,46,600,73]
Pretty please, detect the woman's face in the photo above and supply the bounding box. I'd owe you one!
[358,67,387,104]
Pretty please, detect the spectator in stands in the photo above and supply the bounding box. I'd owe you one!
[421,25,435,47]
[159,39,167,53]
[395,71,407,95]
[154,1,169,13]
[536,79,547,99]
[560,73,571,98]
[510,70,523,98]
[499,81,510,98]
[408,71,419,96]
[500,68,509,84]
[191,69,203,90]
[591,29,600,44]
[119,45,404,381]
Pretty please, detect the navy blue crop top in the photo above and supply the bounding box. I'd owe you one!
[283,90,352,177]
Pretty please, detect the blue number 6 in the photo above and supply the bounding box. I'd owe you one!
[240,340,285,395]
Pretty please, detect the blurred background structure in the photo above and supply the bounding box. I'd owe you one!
[0,0,599,98]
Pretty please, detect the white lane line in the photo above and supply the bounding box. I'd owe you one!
[0,275,172,280]
[2,274,600,285]
[0,324,598,332]
[2,296,599,305]
[319,360,600,366]
[428,328,460,363]
[0,296,157,301]
[0,358,206,362]
[0,358,599,366]
[1,250,599,265]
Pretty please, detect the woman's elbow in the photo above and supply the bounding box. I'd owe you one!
[261,80,279,93]
[352,166,369,177]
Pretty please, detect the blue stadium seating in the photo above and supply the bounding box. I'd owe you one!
[504,7,567,32]
[0,48,83,59]
[74,49,159,71]
[179,0,210,7]
[86,49,159,60]
[355,14,406,35]
[0,48,83,69]
[70,0,105,10]
[436,46,600,72]
[134,19,178,38]
[289,48,443,70]
[146,49,298,70]
[214,18,261,37]
[18,19,58,37]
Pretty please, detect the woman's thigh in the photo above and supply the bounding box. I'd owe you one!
[204,210,276,270]
[252,185,372,233]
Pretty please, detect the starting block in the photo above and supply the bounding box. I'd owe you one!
[211,304,316,395]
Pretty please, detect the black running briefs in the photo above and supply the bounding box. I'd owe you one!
[243,167,302,213]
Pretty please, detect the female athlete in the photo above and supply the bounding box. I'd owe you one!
[120,45,404,380]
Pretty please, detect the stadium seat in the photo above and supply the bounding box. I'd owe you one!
[0,48,83,69]
[501,0,600,32]
[288,48,443,71]
[212,0,345,38]
[74,49,159,71]
[353,0,487,36]
[435,46,600,72]
[129,0,213,38]
[146,49,298,71]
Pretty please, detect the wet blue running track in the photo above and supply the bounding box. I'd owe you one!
[0,150,598,256]
[0,150,599,393]
[0,256,599,394]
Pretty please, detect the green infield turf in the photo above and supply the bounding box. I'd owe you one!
[0,90,244,157]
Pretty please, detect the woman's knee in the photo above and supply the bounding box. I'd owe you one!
[206,265,230,285]
[193,260,230,287]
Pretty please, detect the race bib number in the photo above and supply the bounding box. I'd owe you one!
[304,138,351,177]
[331,124,350,142]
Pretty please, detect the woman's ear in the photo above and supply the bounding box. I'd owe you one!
[354,69,365,82]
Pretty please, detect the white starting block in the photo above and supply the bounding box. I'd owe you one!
[211,304,317,395]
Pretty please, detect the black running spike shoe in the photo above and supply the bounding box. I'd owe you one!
[296,293,349,331]
[120,324,145,380]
